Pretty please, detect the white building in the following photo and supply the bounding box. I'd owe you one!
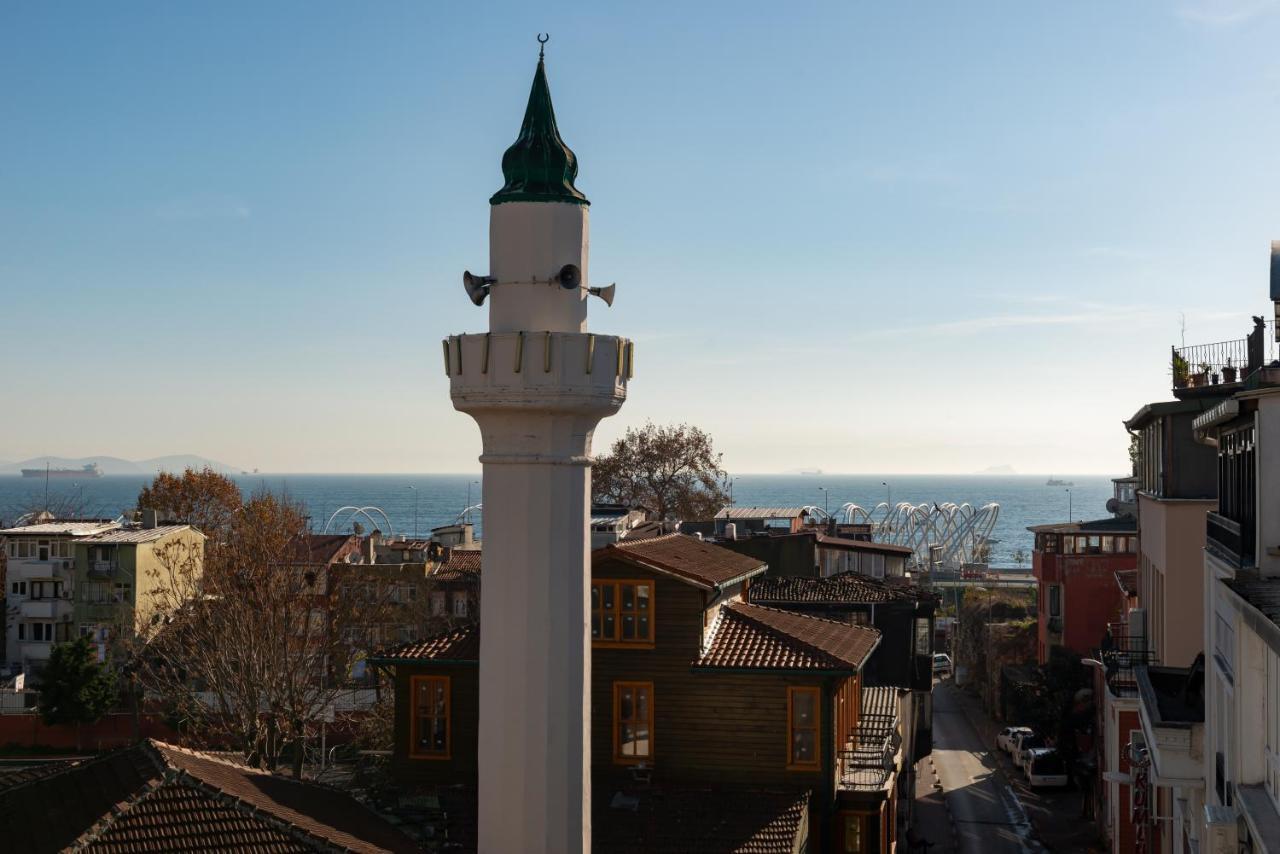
[442,44,630,854]
[1193,375,1280,853]
[1,517,119,679]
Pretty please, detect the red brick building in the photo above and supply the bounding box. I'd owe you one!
[1027,516,1137,664]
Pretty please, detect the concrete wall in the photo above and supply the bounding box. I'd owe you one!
[1138,495,1214,667]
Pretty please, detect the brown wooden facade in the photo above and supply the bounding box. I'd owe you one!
[376,537,901,851]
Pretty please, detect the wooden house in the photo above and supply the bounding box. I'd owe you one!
[373,534,912,852]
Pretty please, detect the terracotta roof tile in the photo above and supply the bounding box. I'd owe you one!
[372,623,480,663]
[750,571,936,606]
[0,740,416,853]
[430,550,481,580]
[601,534,766,589]
[696,602,880,672]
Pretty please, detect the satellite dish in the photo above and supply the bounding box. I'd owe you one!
[588,283,616,307]
[463,271,493,306]
[555,263,582,289]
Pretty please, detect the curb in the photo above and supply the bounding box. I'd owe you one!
[926,754,960,850]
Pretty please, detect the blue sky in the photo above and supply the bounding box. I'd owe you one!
[2,1,1278,474]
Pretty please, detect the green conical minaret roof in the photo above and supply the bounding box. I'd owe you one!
[490,54,589,206]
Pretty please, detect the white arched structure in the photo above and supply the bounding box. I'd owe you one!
[322,505,395,537]
[455,503,483,525]
[837,500,999,571]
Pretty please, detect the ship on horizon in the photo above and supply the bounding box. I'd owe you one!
[1045,476,1074,487]
[21,462,103,479]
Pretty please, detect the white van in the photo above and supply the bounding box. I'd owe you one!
[1024,748,1069,789]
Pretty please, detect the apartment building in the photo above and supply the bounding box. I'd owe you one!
[1028,514,1137,664]
[0,516,119,679]
[72,522,205,660]
[1125,395,1227,667]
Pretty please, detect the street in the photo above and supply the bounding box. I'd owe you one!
[923,681,1046,853]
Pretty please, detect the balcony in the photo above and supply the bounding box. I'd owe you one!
[88,560,119,578]
[1098,630,1156,697]
[1172,317,1274,392]
[19,600,56,619]
[1206,511,1254,569]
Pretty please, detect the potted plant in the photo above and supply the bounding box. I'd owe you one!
[1172,352,1190,388]
[1192,362,1210,387]
[1223,357,1238,383]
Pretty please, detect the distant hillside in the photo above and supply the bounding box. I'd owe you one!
[0,455,241,476]
[977,464,1017,474]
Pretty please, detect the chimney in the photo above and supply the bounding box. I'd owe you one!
[142,509,159,529]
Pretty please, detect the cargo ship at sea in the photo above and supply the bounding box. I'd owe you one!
[20,463,103,479]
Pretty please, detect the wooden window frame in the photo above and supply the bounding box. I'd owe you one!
[592,579,655,649]
[787,685,822,771]
[409,675,451,760]
[612,681,655,765]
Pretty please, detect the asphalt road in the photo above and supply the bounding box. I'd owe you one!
[930,681,1046,854]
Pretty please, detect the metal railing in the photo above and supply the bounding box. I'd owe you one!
[838,711,901,790]
[1098,632,1156,697]
[1173,318,1275,389]
[1206,511,1253,569]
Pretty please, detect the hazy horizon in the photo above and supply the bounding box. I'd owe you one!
[5,2,1276,475]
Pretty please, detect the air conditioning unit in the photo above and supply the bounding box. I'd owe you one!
[1202,805,1237,854]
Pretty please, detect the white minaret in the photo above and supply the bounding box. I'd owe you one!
[444,41,630,854]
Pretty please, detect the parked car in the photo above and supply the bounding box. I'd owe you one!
[932,653,953,676]
[1013,732,1048,769]
[1024,748,1069,788]
[996,726,1034,753]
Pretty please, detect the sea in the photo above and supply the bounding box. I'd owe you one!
[0,473,1117,566]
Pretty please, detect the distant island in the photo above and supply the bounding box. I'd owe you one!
[0,454,241,476]
[977,464,1017,474]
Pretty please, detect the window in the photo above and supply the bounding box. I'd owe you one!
[81,581,109,603]
[1063,536,1077,555]
[613,681,653,763]
[452,591,468,618]
[1048,585,1062,618]
[592,580,653,646]
[27,623,53,642]
[914,617,931,655]
[410,675,450,759]
[431,591,446,616]
[841,813,867,852]
[850,611,871,627]
[17,624,25,641]
[31,581,61,600]
[787,686,821,769]
[113,582,132,603]
[10,581,26,596]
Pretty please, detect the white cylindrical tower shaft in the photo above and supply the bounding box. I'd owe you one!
[444,48,629,854]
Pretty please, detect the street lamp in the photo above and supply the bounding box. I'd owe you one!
[1065,487,1072,522]
[882,481,891,509]
[407,485,419,538]
[467,480,480,511]
[819,486,829,515]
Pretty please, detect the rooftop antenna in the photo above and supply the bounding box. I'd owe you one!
[538,32,548,59]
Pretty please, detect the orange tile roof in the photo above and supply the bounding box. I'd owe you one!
[696,602,880,672]
[750,571,936,606]
[0,739,417,853]
[600,534,766,590]
[372,623,480,663]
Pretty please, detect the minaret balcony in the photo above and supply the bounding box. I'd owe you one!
[444,331,631,417]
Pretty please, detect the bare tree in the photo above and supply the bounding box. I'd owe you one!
[593,422,731,522]
[134,491,397,777]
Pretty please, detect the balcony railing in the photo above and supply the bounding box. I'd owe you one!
[838,711,901,791]
[1172,318,1275,390]
[1206,511,1254,569]
[88,560,119,577]
[1098,633,1156,697]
